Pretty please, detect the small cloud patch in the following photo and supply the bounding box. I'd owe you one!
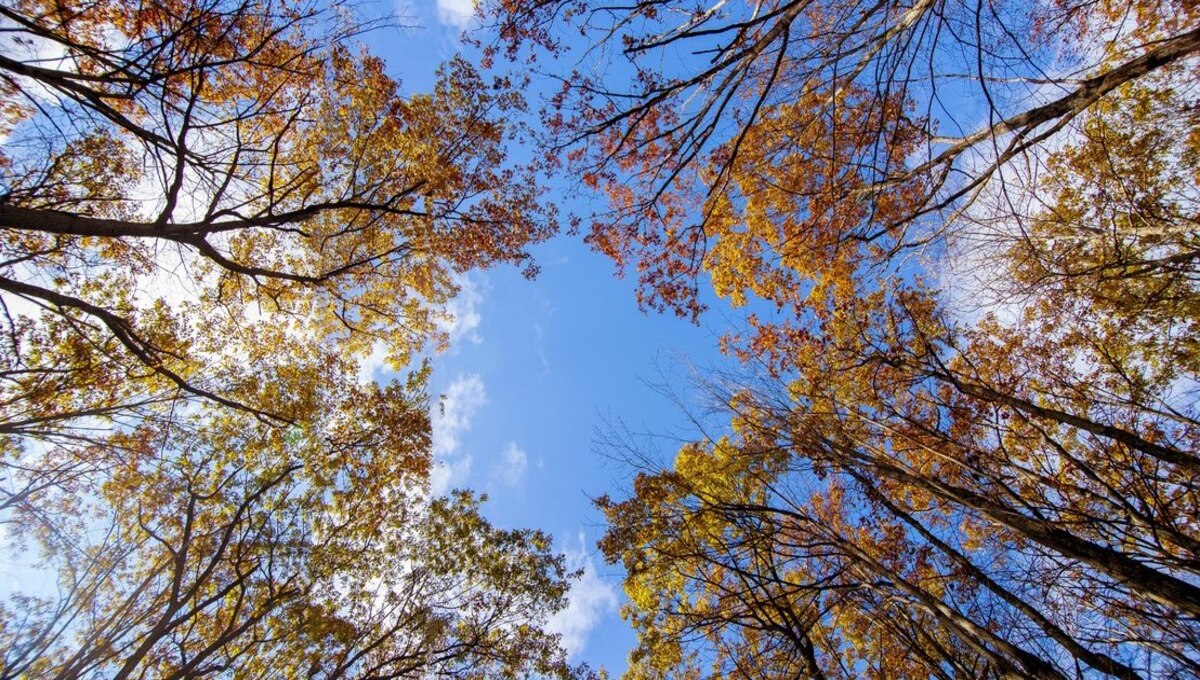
[431,373,487,494]
[489,442,527,488]
[548,533,618,659]
[435,0,475,27]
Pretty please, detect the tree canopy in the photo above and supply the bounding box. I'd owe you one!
[4,0,1200,677]
[485,0,1200,677]
[0,1,578,677]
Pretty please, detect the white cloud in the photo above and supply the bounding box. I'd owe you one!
[0,28,69,106]
[438,273,486,348]
[548,533,618,659]
[533,323,551,374]
[434,0,476,28]
[356,339,391,384]
[432,373,486,456]
[489,442,527,488]
[430,374,486,494]
[430,455,473,497]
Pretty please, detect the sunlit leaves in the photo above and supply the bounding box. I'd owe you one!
[0,1,576,677]
[487,0,1200,677]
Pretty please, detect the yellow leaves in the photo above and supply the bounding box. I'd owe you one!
[7,363,574,676]
[999,80,1200,399]
[479,0,1200,675]
[0,0,560,465]
[0,3,576,676]
[673,440,734,499]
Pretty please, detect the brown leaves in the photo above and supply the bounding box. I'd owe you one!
[483,0,1200,676]
[0,2,578,677]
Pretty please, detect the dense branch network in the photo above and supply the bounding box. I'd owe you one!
[0,2,579,677]
[486,0,1200,677]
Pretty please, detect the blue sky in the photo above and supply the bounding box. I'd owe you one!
[414,240,729,671]
[357,1,736,671]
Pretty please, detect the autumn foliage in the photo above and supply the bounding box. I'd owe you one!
[487,0,1200,677]
[4,0,1200,677]
[0,0,579,677]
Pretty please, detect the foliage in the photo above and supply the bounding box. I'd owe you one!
[2,375,576,679]
[0,0,577,676]
[486,0,1200,677]
[0,0,553,437]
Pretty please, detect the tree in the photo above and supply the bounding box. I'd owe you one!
[485,0,1198,319]
[0,0,578,676]
[1,374,578,678]
[0,0,552,441]
[487,0,1200,676]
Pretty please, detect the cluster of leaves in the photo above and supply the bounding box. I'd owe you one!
[3,375,574,678]
[486,0,1200,677]
[0,0,583,677]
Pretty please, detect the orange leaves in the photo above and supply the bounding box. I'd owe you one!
[483,0,1200,675]
[0,0,560,431]
[0,3,580,677]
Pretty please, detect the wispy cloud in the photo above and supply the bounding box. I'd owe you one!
[393,0,417,22]
[431,374,487,494]
[439,273,486,349]
[356,340,391,385]
[430,456,473,497]
[548,533,618,659]
[362,274,485,384]
[533,323,551,374]
[434,0,475,28]
[489,442,527,488]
